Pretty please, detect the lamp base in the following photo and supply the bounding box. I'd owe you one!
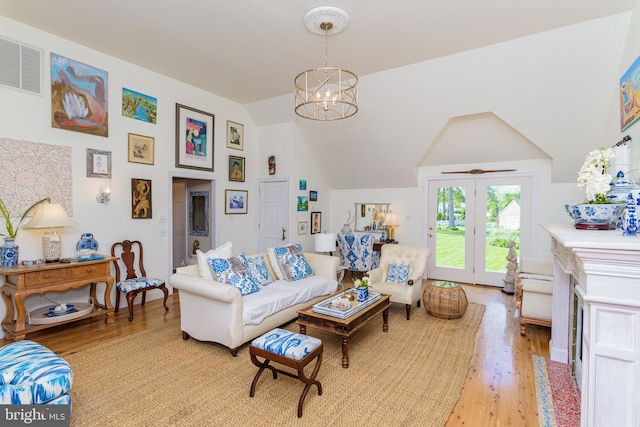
[42,231,62,263]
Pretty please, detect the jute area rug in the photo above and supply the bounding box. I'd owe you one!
[66,302,485,427]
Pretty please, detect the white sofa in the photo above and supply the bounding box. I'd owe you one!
[169,252,340,356]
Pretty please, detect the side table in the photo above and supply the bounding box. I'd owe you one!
[1,256,116,341]
[423,280,468,319]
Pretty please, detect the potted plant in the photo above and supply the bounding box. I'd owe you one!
[0,197,49,267]
[353,275,372,302]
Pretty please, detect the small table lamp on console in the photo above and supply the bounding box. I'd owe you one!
[315,232,336,256]
[24,202,77,262]
[384,211,399,242]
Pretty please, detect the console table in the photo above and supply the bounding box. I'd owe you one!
[0,257,116,341]
[543,225,640,427]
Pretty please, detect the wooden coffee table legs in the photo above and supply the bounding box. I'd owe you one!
[300,306,389,369]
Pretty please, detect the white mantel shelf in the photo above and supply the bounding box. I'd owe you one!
[542,224,640,427]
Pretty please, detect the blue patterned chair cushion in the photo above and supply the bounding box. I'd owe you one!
[385,263,410,284]
[337,233,379,272]
[116,277,164,293]
[240,253,274,286]
[272,244,314,281]
[209,255,260,296]
[251,328,321,361]
[0,340,72,405]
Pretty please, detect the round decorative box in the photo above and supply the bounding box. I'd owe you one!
[423,281,468,319]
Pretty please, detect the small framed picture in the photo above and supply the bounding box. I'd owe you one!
[227,120,244,150]
[297,195,308,211]
[229,155,245,182]
[131,178,152,219]
[128,133,154,165]
[309,190,318,201]
[86,149,112,178]
[225,189,248,214]
[297,221,309,235]
[311,212,321,234]
[299,179,307,190]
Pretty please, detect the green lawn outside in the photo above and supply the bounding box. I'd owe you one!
[435,227,519,272]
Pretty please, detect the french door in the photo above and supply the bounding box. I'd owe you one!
[426,175,533,287]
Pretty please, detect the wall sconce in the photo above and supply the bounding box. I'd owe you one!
[96,181,111,205]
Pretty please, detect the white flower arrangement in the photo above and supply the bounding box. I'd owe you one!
[353,276,372,288]
[577,147,615,204]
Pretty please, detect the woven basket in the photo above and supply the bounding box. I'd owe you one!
[423,281,468,319]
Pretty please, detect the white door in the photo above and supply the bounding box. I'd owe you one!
[258,180,289,252]
[427,175,532,286]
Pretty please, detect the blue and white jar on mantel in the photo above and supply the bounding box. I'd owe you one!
[0,238,19,267]
[622,192,639,237]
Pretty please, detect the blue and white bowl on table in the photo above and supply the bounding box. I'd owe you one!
[565,203,625,229]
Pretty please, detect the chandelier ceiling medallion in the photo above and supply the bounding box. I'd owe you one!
[294,6,358,121]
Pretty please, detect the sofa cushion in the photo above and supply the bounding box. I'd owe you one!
[385,263,410,284]
[197,241,232,280]
[209,255,260,296]
[240,253,274,286]
[241,276,338,325]
[269,243,314,281]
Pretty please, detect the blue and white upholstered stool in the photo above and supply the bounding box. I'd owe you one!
[249,328,323,418]
[0,340,73,408]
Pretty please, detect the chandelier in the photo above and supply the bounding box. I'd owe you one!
[294,6,358,121]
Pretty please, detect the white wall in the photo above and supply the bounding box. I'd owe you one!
[0,16,256,320]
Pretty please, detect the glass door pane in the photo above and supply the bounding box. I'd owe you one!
[483,184,521,273]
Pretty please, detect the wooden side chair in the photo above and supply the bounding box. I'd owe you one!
[111,239,169,321]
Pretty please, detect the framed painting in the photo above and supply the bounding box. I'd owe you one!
[297,221,309,235]
[297,195,308,211]
[86,149,111,178]
[309,190,318,201]
[225,189,248,214]
[51,53,108,137]
[311,212,321,234]
[128,133,154,165]
[122,88,157,123]
[299,180,307,190]
[131,178,152,219]
[229,155,245,182]
[227,120,244,150]
[175,103,214,171]
[620,54,640,131]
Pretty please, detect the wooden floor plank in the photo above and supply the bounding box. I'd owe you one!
[1,280,551,426]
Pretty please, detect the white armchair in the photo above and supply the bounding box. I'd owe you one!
[368,244,431,320]
[515,257,554,336]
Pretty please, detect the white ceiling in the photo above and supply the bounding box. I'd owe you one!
[0,1,637,188]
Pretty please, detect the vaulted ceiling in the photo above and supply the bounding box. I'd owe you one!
[1,1,636,187]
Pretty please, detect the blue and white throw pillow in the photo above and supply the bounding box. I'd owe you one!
[385,263,410,284]
[273,243,314,281]
[240,253,274,286]
[209,255,260,296]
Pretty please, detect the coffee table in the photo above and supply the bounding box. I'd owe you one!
[296,292,390,368]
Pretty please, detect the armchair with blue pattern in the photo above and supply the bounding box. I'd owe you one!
[336,232,379,276]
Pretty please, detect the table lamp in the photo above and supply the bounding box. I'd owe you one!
[314,232,336,255]
[24,202,78,262]
[384,211,399,242]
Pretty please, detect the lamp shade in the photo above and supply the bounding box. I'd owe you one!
[24,202,78,229]
[384,211,399,227]
[315,232,336,253]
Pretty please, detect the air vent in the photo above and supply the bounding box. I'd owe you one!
[0,36,42,95]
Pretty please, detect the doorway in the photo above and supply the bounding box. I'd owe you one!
[258,179,289,252]
[170,176,215,273]
[426,175,533,287]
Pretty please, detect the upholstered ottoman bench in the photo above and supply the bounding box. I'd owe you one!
[249,328,323,418]
[0,340,73,408]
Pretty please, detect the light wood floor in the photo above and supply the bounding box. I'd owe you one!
[1,281,551,426]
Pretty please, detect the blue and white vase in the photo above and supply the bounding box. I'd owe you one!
[356,286,369,302]
[1,238,19,267]
[622,193,638,237]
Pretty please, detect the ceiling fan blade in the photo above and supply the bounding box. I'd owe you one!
[441,168,516,175]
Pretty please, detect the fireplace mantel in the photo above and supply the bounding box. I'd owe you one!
[543,224,640,427]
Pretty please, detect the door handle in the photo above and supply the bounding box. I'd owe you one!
[282,227,286,241]
[429,233,433,237]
